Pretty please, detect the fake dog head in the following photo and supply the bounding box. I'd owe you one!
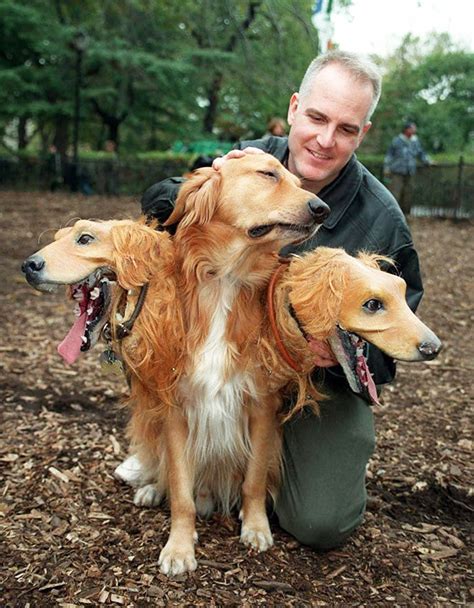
[22,218,172,363]
[165,154,330,281]
[283,247,442,402]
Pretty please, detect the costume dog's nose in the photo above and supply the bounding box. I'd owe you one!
[418,338,442,360]
[21,255,45,276]
[308,198,330,223]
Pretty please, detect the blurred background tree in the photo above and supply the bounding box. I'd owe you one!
[366,32,473,155]
[0,0,472,157]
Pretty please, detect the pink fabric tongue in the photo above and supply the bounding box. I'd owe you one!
[57,311,87,365]
[357,354,380,405]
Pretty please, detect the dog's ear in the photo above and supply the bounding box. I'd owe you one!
[286,249,347,340]
[164,167,221,229]
[110,222,171,290]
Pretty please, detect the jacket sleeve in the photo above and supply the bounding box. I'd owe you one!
[140,177,186,225]
[415,139,431,165]
[384,136,399,172]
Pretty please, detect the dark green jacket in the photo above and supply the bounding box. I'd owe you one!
[141,136,423,386]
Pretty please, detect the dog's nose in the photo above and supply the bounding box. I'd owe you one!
[418,338,442,360]
[308,198,331,223]
[21,255,45,276]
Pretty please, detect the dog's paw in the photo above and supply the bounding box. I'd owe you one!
[133,484,163,507]
[195,491,215,519]
[240,517,274,552]
[114,454,143,487]
[158,537,198,576]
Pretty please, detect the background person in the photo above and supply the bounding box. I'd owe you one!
[384,121,432,216]
[263,116,287,138]
[129,50,424,552]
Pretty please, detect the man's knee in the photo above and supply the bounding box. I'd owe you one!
[279,507,364,551]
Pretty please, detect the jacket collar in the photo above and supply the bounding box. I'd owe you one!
[317,155,363,229]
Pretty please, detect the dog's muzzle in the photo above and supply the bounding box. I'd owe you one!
[307,198,330,223]
[418,338,442,360]
[22,255,46,283]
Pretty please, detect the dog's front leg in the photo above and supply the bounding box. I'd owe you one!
[240,394,280,551]
[158,409,197,576]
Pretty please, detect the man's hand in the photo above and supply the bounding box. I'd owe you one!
[306,338,339,368]
[212,147,265,170]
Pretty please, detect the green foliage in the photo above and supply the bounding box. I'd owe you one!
[2,2,471,160]
[369,33,474,155]
[0,0,325,154]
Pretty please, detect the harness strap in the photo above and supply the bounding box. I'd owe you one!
[102,282,149,342]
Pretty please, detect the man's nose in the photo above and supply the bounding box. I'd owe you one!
[316,126,336,149]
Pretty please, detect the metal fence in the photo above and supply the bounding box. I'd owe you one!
[0,156,189,199]
[366,158,473,219]
[1,155,472,218]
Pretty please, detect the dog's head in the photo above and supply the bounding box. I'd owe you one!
[165,154,330,272]
[286,247,442,403]
[22,218,168,289]
[22,218,170,364]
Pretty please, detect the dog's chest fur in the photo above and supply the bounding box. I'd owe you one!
[180,279,257,472]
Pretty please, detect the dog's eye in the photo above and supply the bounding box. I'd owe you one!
[257,170,278,181]
[363,299,384,313]
[77,234,95,245]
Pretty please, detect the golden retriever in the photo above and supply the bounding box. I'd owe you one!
[149,153,329,574]
[23,154,330,576]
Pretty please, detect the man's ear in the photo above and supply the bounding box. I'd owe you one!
[287,93,299,126]
[357,121,372,147]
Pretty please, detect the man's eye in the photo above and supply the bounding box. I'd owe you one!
[77,234,94,245]
[363,299,384,313]
[257,170,278,180]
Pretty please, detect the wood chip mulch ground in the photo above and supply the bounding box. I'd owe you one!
[1,191,472,607]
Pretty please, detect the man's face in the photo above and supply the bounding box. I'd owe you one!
[287,64,373,192]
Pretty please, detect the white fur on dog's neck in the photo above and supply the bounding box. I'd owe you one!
[181,277,255,512]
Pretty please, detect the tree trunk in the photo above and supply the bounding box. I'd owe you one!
[53,115,69,160]
[203,72,223,134]
[17,117,28,150]
[107,120,120,151]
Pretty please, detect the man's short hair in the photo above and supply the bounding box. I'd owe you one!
[298,50,382,123]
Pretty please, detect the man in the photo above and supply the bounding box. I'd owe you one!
[384,121,432,216]
[122,50,423,551]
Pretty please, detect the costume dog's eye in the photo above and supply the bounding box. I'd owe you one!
[257,170,278,181]
[363,299,383,313]
[77,233,95,245]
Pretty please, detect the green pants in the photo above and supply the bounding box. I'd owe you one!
[275,385,375,550]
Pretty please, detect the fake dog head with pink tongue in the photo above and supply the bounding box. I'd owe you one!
[284,247,442,405]
[21,219,135,365]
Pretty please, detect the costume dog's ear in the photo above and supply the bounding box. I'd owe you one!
[357,250,395,272]
[286,248,347,340]
[164,167,221,229]
[110,222,171,290]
